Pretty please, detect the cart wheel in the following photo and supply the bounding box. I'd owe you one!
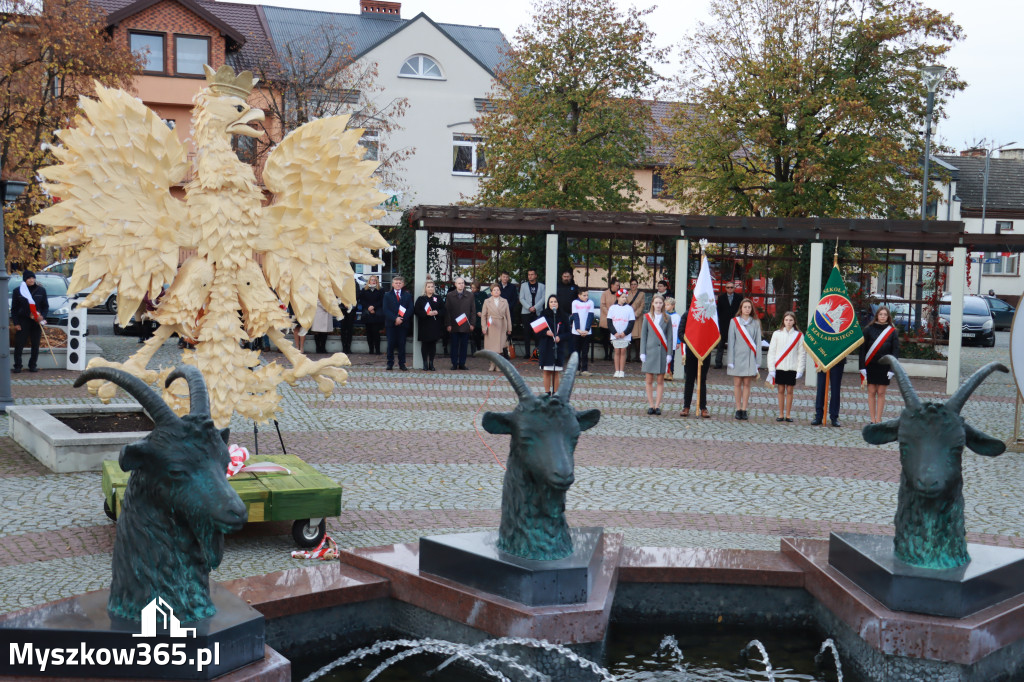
[104,499,117,522]
[292,518,326,548]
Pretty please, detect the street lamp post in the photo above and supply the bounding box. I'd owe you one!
[916,65,946,334]
[1,176,29,409]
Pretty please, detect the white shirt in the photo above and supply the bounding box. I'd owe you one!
[669,312,682,349]
[607,304,635,334]
[570,298,595,335]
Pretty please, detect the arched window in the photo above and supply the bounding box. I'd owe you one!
[399,54,443,79]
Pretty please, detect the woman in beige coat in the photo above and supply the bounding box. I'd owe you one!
[481,283,512,370]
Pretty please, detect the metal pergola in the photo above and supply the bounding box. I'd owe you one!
[408,206,1024,393]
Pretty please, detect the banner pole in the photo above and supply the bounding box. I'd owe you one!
[822,367,830,427]
[697,354,703,413]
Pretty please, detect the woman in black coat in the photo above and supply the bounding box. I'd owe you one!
[358,275,384,355]
[414,281,443,371]
[535,294,570,394]
[859,306,900,424]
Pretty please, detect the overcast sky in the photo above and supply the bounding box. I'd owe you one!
[252,0,1021,155]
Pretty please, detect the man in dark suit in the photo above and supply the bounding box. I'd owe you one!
[715,281,741,369]
[383,274,413,371]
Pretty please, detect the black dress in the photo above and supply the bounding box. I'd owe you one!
[859,322,900,385]
[535,309,569,370]
[414,295,443,342]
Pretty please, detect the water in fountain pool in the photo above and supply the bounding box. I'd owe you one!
[291,625,845,681]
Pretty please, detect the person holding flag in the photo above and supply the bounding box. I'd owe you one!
[414,280,443,371]
[481,283,513,371]
[445,276,475,370]
[639,294,673,415]
[766,311,806,422]
[11,270,49,373]
[681,242,721,418]
[804,249,865,427]
[859,306,899,424]
[727,299,761,420]
[384,274,413,371]
[534,294,569,394]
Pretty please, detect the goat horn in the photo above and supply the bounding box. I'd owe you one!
[881,355,922,411]
[165,365,210,417]
[947,362,1009,414]
[475,350,535,402]
[555,352,580,402]
[74,367,178,426]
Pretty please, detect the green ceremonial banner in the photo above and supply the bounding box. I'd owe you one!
[803,264,864,371]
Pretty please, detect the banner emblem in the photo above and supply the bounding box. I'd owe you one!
[815,294,855,334]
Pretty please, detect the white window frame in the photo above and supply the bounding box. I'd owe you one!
[982,251,1019,276]
[996,220,1014,233]
[452,134,486,176]
[399,54,444,80]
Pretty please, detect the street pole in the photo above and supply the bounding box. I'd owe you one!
[917,65,945,335]
[1,180,17,409]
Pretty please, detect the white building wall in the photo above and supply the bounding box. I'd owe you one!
[360,16,496,210]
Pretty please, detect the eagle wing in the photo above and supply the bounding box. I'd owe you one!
[256,115,390,329]
[32,84,191,326]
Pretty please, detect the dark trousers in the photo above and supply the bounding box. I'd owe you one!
[471,323,483,354]
[450,332,469,368]
[815,361,845,421]
[313,332,329,354]
[522,312,538,357]
[684,352,711,410]
[339,319,354,354]
[386,324,407,368]
[714,338,727,367]
[365,323,382,354]
[420,340,436,369]
[574,334,590,371]
[13,322,42,369]
[600,327,613,359]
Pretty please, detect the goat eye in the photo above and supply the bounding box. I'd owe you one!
[167,469,188,479]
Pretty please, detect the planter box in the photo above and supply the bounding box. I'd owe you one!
[6,404,150,473]
[843,358,946,379]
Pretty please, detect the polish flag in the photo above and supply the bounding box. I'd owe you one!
[398,305,407,317]
[424,301,432,315]
[455,313,468,326]
[683,253,721,360]
[530,317,549,333]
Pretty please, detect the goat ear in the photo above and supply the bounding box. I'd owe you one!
[576,409,601,432]
[862,418,899,445]
[964,423,1006,457]
[119,442,146,471]
[220,428,230,445]
[481,411,514,435]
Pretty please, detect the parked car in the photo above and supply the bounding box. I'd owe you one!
[42,258,117,313]
[863,295,919,332]
[6,272,76,325]
[934,295,996,347]
[981,295,1015,331]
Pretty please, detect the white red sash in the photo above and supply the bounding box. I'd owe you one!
[864,325,896,366]
[18,282,43,323]
[733,317,757,355]
[775,331,802,369]
[645,313,668,351]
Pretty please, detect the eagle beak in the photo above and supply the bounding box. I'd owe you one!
[228,108,265,138]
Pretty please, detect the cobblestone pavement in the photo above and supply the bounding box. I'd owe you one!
[1,331,1020,614]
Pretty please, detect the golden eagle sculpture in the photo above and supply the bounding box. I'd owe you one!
[31,65,389,427]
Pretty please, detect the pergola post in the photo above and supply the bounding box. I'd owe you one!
[947,246,967,394]
[805,242,824,388]
[412,227,427,369]
[545,230,558,306]
[674,237,688,379]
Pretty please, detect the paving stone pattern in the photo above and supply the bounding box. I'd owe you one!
[0,332,1021,614]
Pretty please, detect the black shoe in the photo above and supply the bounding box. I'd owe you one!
[654,408,662,416]
[647,407,655,415]
[784,418,794,423]
[741,410,749,420]
[451,365,459,371]
[399,366,408,371]
[12,367,21,373]
[776,417,785,422]
[386,366,394,371]
[458,364,468,370]
[830,419,841,427]
[735,410,742,420]
[28,367,38,373]
[714,364,723,370]
[428,364,435,371]
[811,418,822,426]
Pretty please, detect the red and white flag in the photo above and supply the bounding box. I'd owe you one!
[455,312,468,327]
[398,305,407,317]
[683,254,721,360]
[18,282,44,324]
[424,301,432,315]
[530,316,549,333]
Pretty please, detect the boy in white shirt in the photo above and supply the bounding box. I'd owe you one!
[570,288,596,376]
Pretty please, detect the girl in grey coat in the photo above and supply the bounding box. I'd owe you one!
[726,298,761,420]
[640,294,673,415]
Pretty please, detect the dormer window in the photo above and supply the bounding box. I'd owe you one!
[399,55,443,80]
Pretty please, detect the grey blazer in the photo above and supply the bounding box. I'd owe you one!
[726,316,762,377]
[640,312,673,375]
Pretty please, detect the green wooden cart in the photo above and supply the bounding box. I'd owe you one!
[101,454,341,547]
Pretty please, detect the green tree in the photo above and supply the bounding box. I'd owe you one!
[665,0,964,220]
[473,0,666,212]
